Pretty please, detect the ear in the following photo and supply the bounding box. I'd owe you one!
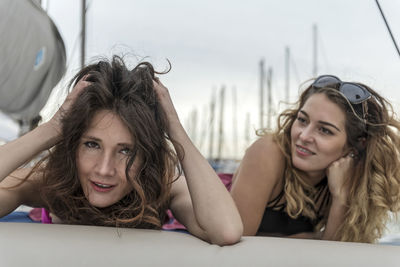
[357,137,367,149]
[342,147,357,158]
[348,148,358,158]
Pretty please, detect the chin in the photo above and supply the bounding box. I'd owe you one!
[90,201,113,208]
[86,196,116,208]
[292,155,303,169]
[292,157,313,172]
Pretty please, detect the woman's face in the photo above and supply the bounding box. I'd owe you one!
[76,110,136,208]
[290,93,348,181]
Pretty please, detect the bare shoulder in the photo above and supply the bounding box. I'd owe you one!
[231,134,286,235]
[233,134,285,184]
[248,134,284,159]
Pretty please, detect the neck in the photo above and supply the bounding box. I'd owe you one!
[303,170,326,186]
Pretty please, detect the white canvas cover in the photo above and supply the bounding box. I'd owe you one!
[1,223,400,267]
[0,0,66,122]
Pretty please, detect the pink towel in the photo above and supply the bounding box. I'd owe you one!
[41,208,52,224]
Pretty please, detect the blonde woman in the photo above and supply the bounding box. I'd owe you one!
[231,75,400,243]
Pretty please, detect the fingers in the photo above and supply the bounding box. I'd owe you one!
[73,81,90,94]
[328,154,354,171]
[61,76,91,113]
[74,76,91,92]
[68,76,91,101]
[152,78,170,98]
[340,155,353,164]
[153,77,166,89]
[151,78,178,121]
[152,79,159,88]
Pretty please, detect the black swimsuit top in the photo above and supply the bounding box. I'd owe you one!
[257,178,330,236]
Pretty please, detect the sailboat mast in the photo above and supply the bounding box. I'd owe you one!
[266,68,272,130]
[232,86,238,159]
[259,59,265,129]
[81,0,86,68]
[217,86,225,160]
[285,46,290,103]
[312,23,318,77]
[208,89,216,159]
[245,112,250,149]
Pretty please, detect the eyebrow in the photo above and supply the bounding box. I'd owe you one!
[82,135,134,147]
[299,110,341,132]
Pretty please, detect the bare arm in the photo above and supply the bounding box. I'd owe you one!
[230,136,285,236]
[0,122,59,183]
[0,78,89,183]
[0,169,43,217]
[0,78,89,217]
[0,123,59,217]
[322,198,347,240]
[154,80,242,246]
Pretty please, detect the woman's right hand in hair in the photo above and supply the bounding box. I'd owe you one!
[0,76,90,186]
[48,76,90,134]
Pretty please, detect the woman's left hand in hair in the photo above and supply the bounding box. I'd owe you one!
[152,79,180,126]
[153,78,243,245]
[326,154,354,203]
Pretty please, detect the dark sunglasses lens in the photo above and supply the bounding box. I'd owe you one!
[340,83,371,104]
[313,76,341,88]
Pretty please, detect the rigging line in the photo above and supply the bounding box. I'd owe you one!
[65,0,93,70]
[375,0,400,59]
[65,33,81,70]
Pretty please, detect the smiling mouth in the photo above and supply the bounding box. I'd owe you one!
[296,145,316,155]
[93,182,112,188]
[91,181,115,192]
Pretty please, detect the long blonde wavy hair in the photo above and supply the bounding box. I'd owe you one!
[260,81,400,243]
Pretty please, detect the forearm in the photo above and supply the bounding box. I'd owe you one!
[169,120,243,243]
[0,122,60,182]
[322,197,347,240]
[154,80,242,243]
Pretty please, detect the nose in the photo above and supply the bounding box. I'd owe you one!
[299,125,314,144]
[95,152,116,177]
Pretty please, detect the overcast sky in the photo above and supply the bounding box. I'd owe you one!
[38,0,400,158]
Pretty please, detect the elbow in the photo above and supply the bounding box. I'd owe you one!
[209,223,243,246]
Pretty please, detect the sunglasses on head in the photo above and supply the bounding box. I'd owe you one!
[312,75,372,104]
[312,75,372,124]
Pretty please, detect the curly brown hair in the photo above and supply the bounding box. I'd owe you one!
[36,56,182,229]
[259,80,400,243]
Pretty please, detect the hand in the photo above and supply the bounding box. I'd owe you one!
[326,154,354,203]
[153,78,180,125]
[49,75,90,132]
